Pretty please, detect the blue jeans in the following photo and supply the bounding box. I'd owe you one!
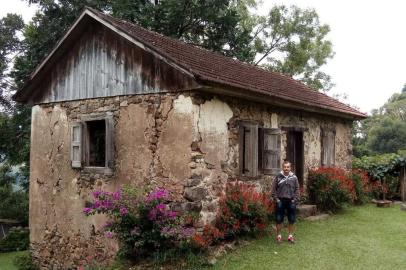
[276,198,296,224]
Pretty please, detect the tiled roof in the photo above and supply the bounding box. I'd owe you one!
[88,8,366,119]
[15,7,367,119]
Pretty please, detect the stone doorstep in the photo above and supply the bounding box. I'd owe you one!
[297,204,317,218]
[304,213,330,221]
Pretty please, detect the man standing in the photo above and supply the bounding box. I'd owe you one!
[271,160,300,243]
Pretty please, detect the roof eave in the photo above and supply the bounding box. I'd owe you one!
[198,81,368,120]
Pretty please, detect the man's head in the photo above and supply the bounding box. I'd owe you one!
[282,161,291,175]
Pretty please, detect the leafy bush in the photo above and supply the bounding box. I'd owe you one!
[191,224,224,250]
[350,169,372,204]
[353,153,405,180]
[192,181,274,249]
[13,252,39,270]
[216,181,273,239]
[84,187,195,260]
[308,167,355,212]
[0,227,29,252]
[353,153,405,199]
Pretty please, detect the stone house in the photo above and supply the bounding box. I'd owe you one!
[13,7,366,268]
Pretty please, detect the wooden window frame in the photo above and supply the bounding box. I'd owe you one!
[239,121,259,177]
[321,128,336,167]
[238,121,281,177]
[260,127,282,175]
[70,112,114,175]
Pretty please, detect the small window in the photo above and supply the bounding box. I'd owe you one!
[239,121,281,177]
[70,113,114,174]
[260,128,281,175]
[321,128,335,166]
[86,120,106,167]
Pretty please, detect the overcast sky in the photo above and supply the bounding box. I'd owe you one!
[1,0,405,115]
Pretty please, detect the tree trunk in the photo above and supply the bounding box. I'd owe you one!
[400,166,406,202]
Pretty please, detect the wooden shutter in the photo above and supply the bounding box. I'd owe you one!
[321,129,335,166]
[262,128,281,175]
[239,123,258,177]
[71,122,83,168]
[105,113,115,169]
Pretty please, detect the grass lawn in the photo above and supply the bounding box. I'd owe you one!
[0,251,27,270]
[211,204,406,270]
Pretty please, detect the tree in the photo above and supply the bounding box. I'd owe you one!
[0,164,29,224]
[253,5,334,91]
[0,14,24,110]
[353,86,406,157]
[0,13,29,175]
[366,117,406,154]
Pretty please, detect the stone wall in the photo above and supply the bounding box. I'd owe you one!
[29,91,353,268]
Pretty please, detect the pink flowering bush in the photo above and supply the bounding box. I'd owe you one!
[83,187,195,259]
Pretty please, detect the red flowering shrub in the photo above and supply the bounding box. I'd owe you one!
[191,225,224,249]
[215,181,273,239]
[191,181,274,249]
[308,167,355,212]
[350,169,372,204]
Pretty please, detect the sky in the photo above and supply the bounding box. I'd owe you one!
[1,0,405,115]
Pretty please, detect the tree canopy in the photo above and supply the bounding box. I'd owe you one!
[353,87,406,157]
[0,14,24,109]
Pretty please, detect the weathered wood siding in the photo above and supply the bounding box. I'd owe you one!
[35,23,198,104]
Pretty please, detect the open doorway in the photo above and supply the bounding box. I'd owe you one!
[286,130,304,187]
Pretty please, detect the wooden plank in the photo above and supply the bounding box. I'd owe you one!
[34,25,199,104]
[105,112,115,169]
[71,122,83,168]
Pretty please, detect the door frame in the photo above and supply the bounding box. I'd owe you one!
[282,127,306,187]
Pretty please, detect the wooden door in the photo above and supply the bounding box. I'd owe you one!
[286,131,304,186]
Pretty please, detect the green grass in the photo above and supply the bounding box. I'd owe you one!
[210,204,406,270]
[0,251,27,270]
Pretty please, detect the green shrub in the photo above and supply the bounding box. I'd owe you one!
[308,167,354,213]
[350,170,371,204]
[13,252,39,270]
[0,227,29,252]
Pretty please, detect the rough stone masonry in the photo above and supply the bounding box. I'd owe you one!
[29,91,352,268]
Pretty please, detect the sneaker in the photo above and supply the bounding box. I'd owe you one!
[288,234,295,244]
[276,234,282,244]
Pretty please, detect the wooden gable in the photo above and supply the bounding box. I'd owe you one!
[24,21,199,104]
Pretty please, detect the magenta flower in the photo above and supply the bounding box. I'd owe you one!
[119,206,129,216]
[104,231,114,238]
[83,207,93,215]
[92,190,102,199]
[113,190,121,200]
[156,203,166,211]
[166,211,177,218]
[182,227,195,237]
[146,188,169,202]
